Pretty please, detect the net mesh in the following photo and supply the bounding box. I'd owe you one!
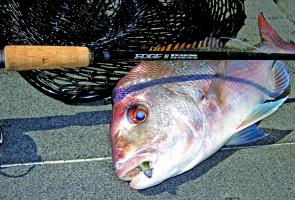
[0,0,246,104]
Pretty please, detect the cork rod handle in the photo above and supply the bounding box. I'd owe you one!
[4,46,91,71]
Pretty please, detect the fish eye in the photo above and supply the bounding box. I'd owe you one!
[127,105,148,124]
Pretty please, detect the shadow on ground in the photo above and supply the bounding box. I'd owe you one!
[285,97,295,104]
[0,110,111,177]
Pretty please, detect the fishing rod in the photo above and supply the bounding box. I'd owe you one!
[1,45,295,71]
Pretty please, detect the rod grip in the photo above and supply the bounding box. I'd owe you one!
[4,46,91,71]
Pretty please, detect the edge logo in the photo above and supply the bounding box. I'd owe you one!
[134,53,163,59]
[134,53,199,60]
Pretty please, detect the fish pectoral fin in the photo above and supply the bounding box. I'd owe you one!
[236,97,287,132]
[205,60,227,104]
[226,124,268,146]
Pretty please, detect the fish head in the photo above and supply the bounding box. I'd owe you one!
[110,83,204,189]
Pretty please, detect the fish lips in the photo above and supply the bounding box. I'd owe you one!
[114,151,182,190]
[114,152,157,181]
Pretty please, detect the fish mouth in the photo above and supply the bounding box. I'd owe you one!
[115,153,155,181]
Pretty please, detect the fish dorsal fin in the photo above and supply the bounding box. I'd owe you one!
[236,97,287,132]
[258,13,295,52]
[151,37,224,51]
[226,124,268,146]
[198,37,224,49]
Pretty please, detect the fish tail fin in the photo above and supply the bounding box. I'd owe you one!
[258,13,291,98]
[258,13,295,53]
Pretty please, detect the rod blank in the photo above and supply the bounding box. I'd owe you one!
[96,50,295,62]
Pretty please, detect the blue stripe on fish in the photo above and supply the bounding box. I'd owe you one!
[112,74,276,104]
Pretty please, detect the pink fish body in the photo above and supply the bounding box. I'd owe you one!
[110,14,294,189]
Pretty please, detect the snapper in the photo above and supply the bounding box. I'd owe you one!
[110,14,294,189]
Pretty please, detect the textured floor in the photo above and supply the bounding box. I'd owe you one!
[0,0,295,199]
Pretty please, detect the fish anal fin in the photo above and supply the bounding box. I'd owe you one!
[270,61,290,98]
[226,124,268,146]
[236,97,287,132]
